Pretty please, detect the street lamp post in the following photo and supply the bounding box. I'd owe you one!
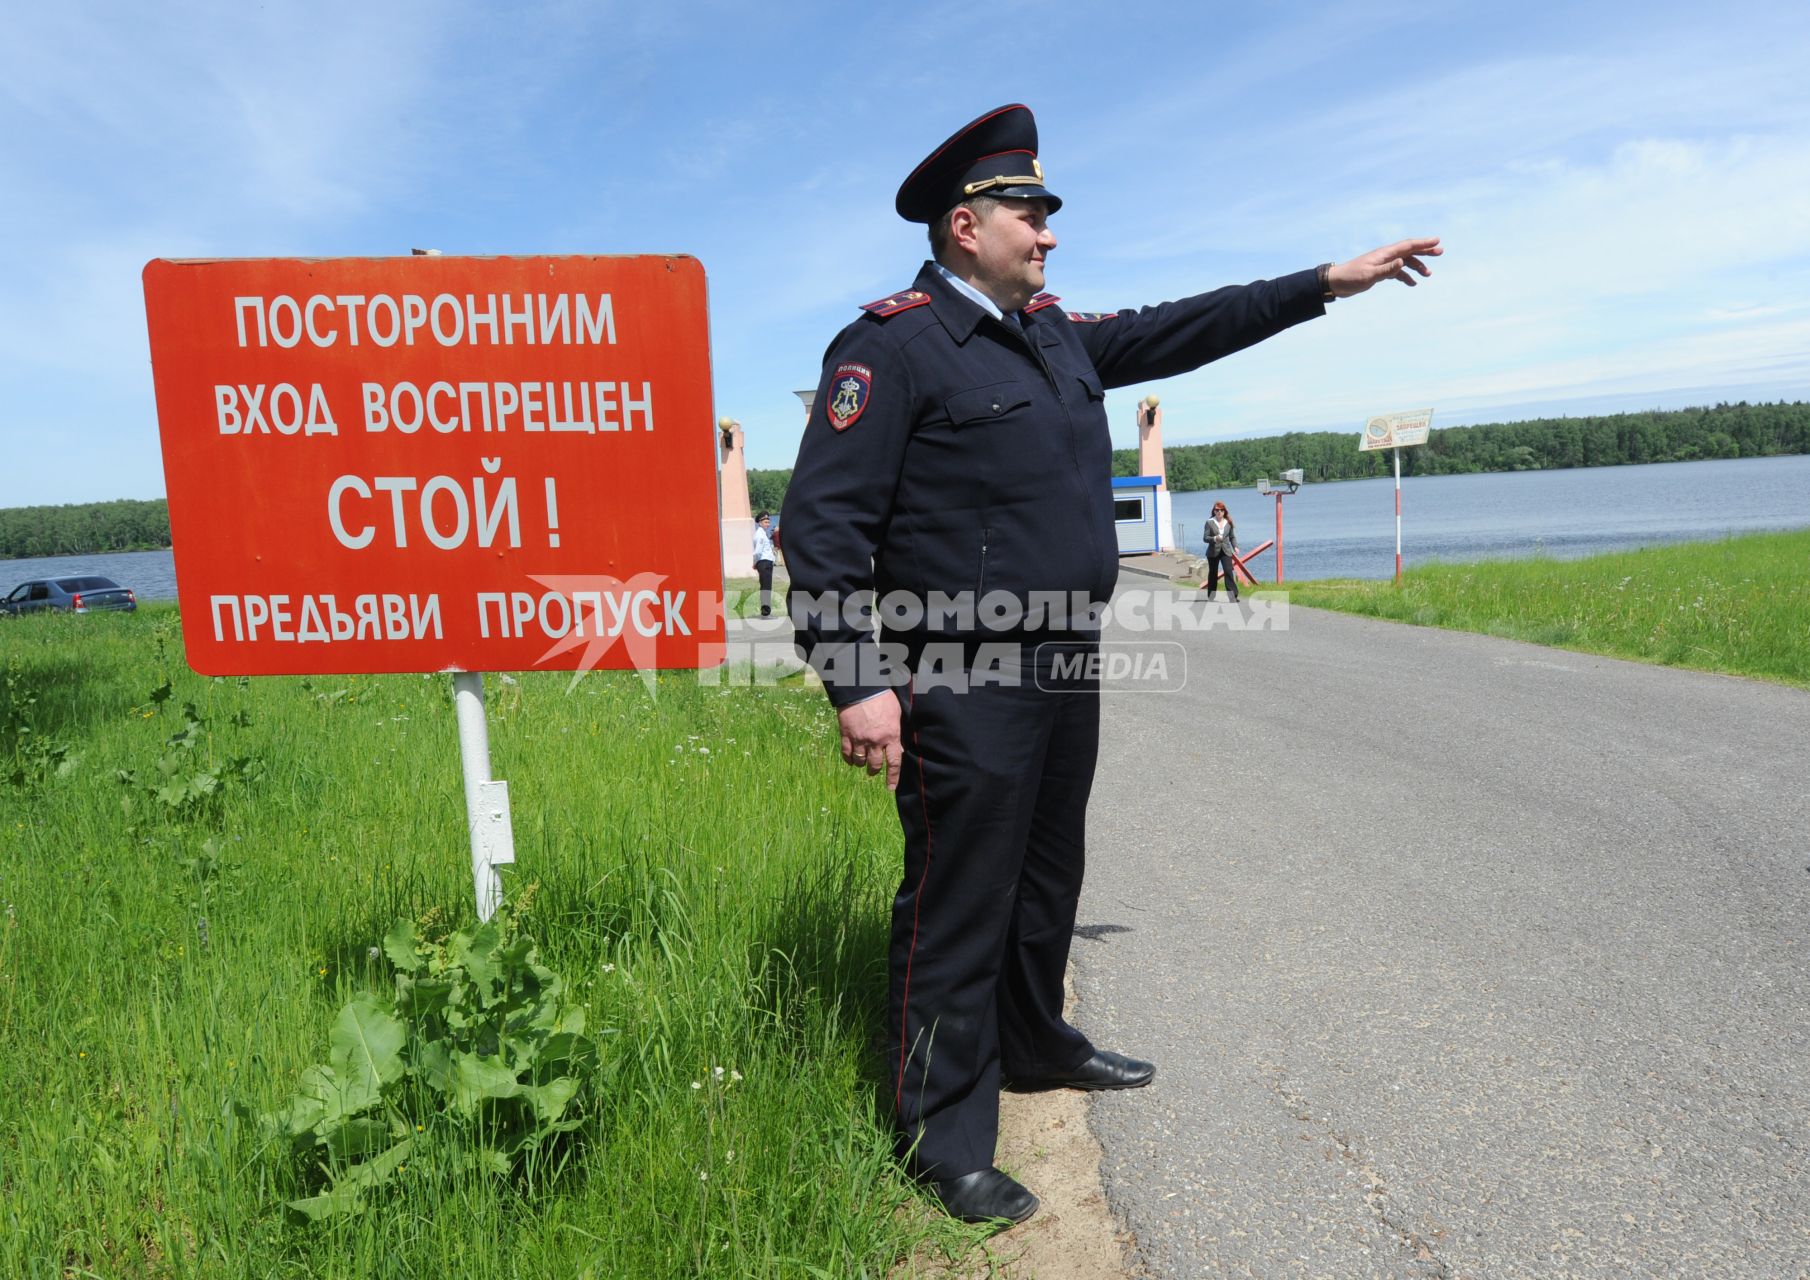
[1256,469,1303,584]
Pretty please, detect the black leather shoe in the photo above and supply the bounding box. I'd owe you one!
[1006,1048,1155,1092]
[929,1167,1040,1225]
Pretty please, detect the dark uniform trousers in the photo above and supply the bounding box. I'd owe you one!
[782,260,1327,1182]
[889,646,1097,1177]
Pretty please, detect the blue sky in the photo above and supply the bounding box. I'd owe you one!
[4,0,1807,503]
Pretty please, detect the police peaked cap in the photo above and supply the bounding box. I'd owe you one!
[895,103,1063,223]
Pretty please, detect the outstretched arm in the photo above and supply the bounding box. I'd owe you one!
[1071,237,1443,387]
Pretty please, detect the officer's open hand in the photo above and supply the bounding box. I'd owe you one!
[1326,237,1442,297]
[838,693,903,792]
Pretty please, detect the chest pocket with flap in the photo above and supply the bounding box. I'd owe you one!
[945,381,1032,426]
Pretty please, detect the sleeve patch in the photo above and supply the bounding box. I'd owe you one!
[1065,311,1118,323]
[1024,292,1062,313]
[825,362,873,432]
[860,290,932,318]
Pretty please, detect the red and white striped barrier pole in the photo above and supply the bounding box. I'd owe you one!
[1393,446,1403,583]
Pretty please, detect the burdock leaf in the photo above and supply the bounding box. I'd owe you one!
[417,1040,454,1097]
[451,1050,522,1114]
[268,1064,336,1139]
[453,1147,513,1177]
[383,920,422,973]
[322,1116,393,1162]
[533,1031,597,1081]
[520,1077,581,1125]
[456,926,506,1006]
[284,1186,362,1224]
[285,1136,414,1222]
[396,977,451,1019]
[328,995,406,1112]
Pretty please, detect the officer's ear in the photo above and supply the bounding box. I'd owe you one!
[947,203,986,258]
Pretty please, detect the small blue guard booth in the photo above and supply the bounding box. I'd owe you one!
[1111,475,1166,555]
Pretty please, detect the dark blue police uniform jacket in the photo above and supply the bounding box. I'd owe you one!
[785,261,1326,702]
[782,259,1326,1179]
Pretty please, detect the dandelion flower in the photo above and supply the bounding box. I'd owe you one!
[690,1081,702,1090]
[731,1070,743,1082]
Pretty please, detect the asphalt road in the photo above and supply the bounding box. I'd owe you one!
[1073,590,1810,1279]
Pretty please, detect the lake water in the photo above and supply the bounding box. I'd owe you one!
[0,547,182,601]
[4,456,1808,599]
[1168,454,1810,580]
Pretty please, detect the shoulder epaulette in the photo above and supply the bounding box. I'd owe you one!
[860,289,933,318]
[1024,292,1061,313]
[1065,310,1118,323]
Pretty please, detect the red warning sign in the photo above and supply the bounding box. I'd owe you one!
[142,255,724,676]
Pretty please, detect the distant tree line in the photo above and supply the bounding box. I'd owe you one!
[0,499,171,560]
[746,401,1809,509]
[1116,400,1810,491]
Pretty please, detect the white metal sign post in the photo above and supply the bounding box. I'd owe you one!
[453,671,514,920]
[1359,409,1434,583]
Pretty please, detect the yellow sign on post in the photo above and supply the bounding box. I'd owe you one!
[1360,408,1434,451]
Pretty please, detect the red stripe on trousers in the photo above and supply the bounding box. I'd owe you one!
[896,678,934,1109]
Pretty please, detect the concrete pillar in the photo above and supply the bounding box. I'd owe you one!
[719,416,754,578]
[1138,396,1176,551]
[1137,395,1167,488]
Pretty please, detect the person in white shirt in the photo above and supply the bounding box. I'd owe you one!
[752,511,777,617]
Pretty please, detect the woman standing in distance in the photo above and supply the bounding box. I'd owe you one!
[1204,501,1240,602]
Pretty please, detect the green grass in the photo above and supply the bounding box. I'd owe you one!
[723,577,786,620]
[0,607,976,1277]
[1267,529,1810,687]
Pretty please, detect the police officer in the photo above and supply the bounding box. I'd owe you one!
[782,104,1439,1225]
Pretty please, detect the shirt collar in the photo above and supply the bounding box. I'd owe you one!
[929,261,1004,321]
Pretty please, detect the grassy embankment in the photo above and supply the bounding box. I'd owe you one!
[1263,529,1810,688]
[0,605,980,1277]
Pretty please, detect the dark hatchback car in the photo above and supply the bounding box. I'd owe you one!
[1,575,137,615]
